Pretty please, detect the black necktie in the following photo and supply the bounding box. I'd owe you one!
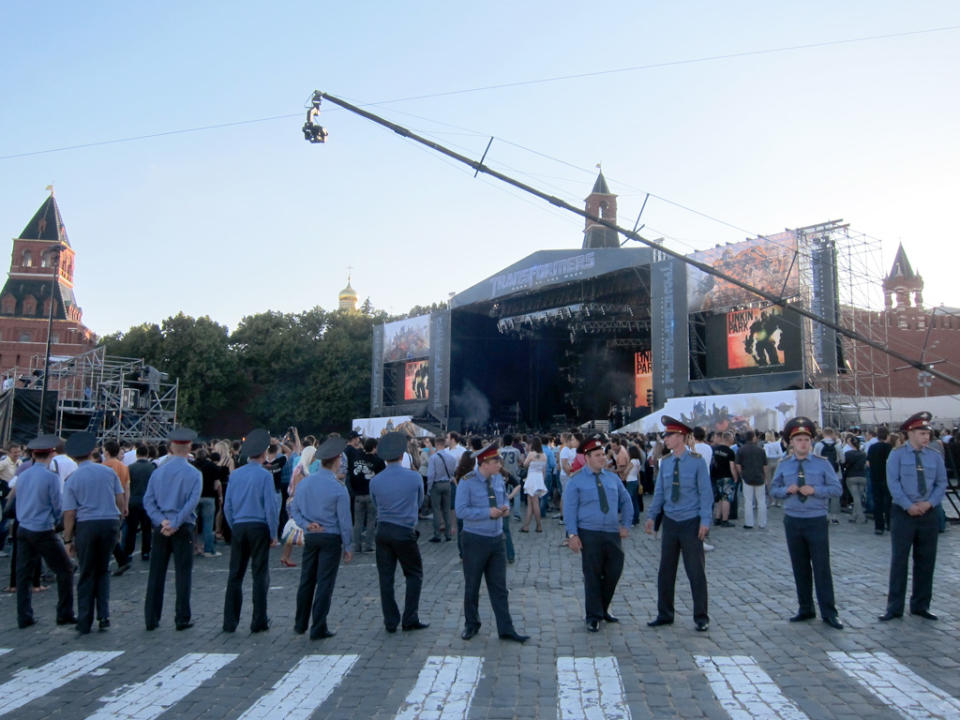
[797,459,808,503]
[594,472,610,513]
[671,458,680,502]
[484,476,498,508]
[914,451,927,495]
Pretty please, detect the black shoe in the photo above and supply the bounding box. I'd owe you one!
[112,562,131,577]
[742,525,753,529]
[403,621,430,632]
[141,553,150,561]
[444,536,452,541]
[602,613,619,623]
[499,631,529,643]
[789,612,816,622]
[429,537,442,543]
[823,616,844,630]
[911,610,938,621]
[695,621,710,632]
[222,626,236,633]
[18,618,37,629]
[146,623,158,631]
[461,627,480,640]
[647,617,673,627]
[175,621,194,631]
[586,619,600,632]
[76,625,91,635]
[56,616,77,626]
[877,612,902,622]
[294,626,307,635]
[250,619,271,633]
[385,626,397,634]
[874,529,884,535]
[99,618,111,631]
[310,627,336,639]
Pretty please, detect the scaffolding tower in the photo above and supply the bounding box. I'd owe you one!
[27,346,179,442]
[797,221,891,428]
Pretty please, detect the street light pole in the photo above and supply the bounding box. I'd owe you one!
[37,246,61,435]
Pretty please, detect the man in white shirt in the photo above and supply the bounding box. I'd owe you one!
[692,427,713,469]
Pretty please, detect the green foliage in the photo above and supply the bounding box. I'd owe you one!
[103,305,387,437]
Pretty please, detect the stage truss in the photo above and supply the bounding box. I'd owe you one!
[797,221,891,428]
[28,346,179,442]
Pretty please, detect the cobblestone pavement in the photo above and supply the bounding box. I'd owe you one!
[0,506,958,719]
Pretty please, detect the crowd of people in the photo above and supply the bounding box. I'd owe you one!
[0,409,954,639]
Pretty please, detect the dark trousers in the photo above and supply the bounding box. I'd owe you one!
[579,529,624,621]
[886,505,938,615]
[871,477,892,532]
[223,522,270,632]
[783,514,837,619]
[16,528,74,627]
[375,522,423,629]
[295,533,341,636]
[657,516,709,624]
[124,502,152,558]
[461,531,515,634]
[75,519,120,631]
[144,524,194,628]
[8,519,41,589]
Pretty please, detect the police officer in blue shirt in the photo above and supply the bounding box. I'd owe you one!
[370,432,428,633]
[61,432,124,634]
[644,416,713,632]
[143,427,202,631]
[223,428,279,633]
[564,435,632,632]
[770,416,844,629]
[879,411,947,622]
[455,442,529,643]
[289,436,353,639]
[14,434,75,629]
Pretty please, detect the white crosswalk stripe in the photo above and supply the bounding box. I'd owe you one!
[85,652,238,720]
[694,655,810,720]
[829,651,960,720]
[0,650,9,656]
[557,656,631,720]
[394,655,484,720]
[237,654,359,720]
[0,650,123,717]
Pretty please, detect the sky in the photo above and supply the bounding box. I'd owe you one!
[1,1,958,338]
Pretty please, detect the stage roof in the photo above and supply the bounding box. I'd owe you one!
[450,247,652,310]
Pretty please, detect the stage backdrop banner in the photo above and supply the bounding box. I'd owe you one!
[371,323,384,413]
[634,350,652,408]
[686,231,800,313]
[618,388,821,435]
[351,416,436,438]
[382,314,430,364]
[651,254,688,405]
[429,310,451,417]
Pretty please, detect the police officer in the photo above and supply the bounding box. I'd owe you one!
[370,432,428,633]
[61,431,124,634]
[143,428,202,631]
[223,428,279,633]
[289,436,352,639]
[770,416,844,629]
[879,411,947,622]
[14,434,75,629]
[564,435,632,632]
[454,441,529,643]
[644,416,713,631]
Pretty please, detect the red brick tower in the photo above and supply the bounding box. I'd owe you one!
[0,192,97,379]
[582,170,620,249]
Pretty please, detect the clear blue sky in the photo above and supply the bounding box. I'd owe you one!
[1,1,957,336]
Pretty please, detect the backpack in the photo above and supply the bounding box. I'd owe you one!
[820,441,839,470]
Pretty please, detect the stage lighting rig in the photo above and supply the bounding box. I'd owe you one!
[302,91,328,143]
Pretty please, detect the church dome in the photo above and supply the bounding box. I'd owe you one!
[338,275,358,311]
